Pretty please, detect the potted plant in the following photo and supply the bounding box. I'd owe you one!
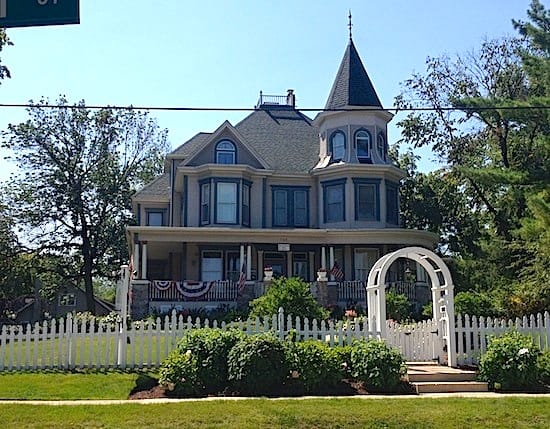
[316,267,328,281]
[263,265,273,281]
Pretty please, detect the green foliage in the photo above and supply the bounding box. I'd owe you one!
[537,350,550,386]
[227,333,288,395]
[285,340,342,393]
[386,292,412,322]
[0,28,12,83]
[349,340,406,392]
[249,277,329,321]
[454,291,498,317]
[478,332,540,390]
[395,2,550,314]
[158,349,200,396]
[1,98,170,313]
[175,328,244,393]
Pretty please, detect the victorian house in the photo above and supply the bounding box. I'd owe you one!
[127,36,437,318]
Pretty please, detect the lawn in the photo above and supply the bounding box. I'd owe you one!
[0,371,155,400]
[0,398,548,428]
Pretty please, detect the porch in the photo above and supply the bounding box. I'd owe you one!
[139,279,426,315]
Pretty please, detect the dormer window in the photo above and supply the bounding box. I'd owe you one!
[330,131,346,162]
[355,130,371,163]
[215,139,236,164]
[377,132,387,162]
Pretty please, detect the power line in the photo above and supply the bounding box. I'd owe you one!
[0,103,548,112]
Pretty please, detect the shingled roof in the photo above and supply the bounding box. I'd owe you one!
[133,173,170,199]
[324,39,382,109]
[235,107,319,174]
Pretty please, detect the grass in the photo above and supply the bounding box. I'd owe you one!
[1,334,172,370]
[0,371,156,400]
[0,398,548,428]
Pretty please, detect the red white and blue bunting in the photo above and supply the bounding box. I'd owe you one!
[153,280,172,291]
[154,280,215,299]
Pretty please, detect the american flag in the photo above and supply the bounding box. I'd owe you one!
[331,261,344,281]
[237,261,247,293]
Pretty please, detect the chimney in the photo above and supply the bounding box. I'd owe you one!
[286,89,295,108]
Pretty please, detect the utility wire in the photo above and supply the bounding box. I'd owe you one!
[0,103,548,112]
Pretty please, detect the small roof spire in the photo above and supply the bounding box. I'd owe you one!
[348,10,353,40]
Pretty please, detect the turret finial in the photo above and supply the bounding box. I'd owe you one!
[348,10,353,40]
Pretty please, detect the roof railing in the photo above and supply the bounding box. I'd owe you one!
[256,89,295,109]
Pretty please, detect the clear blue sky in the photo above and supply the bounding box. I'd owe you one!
[0,0,533,181]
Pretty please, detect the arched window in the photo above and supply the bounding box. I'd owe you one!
[377,132,387,162]
[355,130,371,163]
[330,131,346,162]
[215,140,236,164]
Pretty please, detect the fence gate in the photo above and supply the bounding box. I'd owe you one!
[386,319,444,363]
[367,246,456,366]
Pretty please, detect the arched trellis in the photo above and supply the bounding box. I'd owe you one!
[366,247,456,367]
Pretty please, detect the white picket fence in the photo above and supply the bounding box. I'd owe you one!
[455,312,550,366]
[0,310,549,371]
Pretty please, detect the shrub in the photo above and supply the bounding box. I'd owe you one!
[386,292,412,322]
[175,328,244,393]
[249,277,329,321]
[349,340,406,392]
[228,333,288,395]
[285,340,342,393]
[478,331,540,391]
[158,349,200,396]
[454,291,498,317]
[537,350,550,386]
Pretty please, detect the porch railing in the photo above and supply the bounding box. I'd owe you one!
[149,280,237,302]
[337,281,366,303]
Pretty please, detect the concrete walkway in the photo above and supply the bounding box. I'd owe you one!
[0,393,549,405]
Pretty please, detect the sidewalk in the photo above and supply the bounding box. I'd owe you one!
[1,392,549,405]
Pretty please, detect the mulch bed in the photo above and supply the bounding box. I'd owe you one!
[128,379,415,399]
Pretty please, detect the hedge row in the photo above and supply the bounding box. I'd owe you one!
[159,328,406,396]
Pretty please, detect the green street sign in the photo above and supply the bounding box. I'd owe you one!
[0,0,79,28]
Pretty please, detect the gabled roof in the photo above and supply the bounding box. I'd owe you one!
[235,107,319,174]
[324,39,383,109]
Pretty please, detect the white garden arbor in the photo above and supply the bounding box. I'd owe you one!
[366,247,456,367]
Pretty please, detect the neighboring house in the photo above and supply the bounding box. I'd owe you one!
[127,36,437,319]
[1,285,113,326]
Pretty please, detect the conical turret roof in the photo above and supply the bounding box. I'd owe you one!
[324,39,383,109]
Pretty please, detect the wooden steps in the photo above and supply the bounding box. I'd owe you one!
[406,362,488,394]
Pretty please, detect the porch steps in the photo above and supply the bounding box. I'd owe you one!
[406,362,488,394]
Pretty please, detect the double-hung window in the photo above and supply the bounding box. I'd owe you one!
[146,209,166,226]
[272,186,309,227]
[215,140,236,164]
[242,183,250,226]
[330,131,346,162]
[216,181,238,223]
[355,129,371,163]
[200,182,210,224]
[386,182,399,225]
[353,178,380,221]
[322,179,346,223]
[377,132,387,162]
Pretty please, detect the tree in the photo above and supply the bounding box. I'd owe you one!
[1,98,170,312]
[395,1,550,315]
[0,28,12,84]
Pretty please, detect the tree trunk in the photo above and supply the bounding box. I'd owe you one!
[81,220,96,314]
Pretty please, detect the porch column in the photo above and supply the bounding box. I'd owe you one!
[321,246,326,269]
[141,242,148,280]
[133,243,140,279]
[258,250,264,280]
[246,245,252,280]
[287,251,293,277]
[329,247,335,280]
[240,244,245,275]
